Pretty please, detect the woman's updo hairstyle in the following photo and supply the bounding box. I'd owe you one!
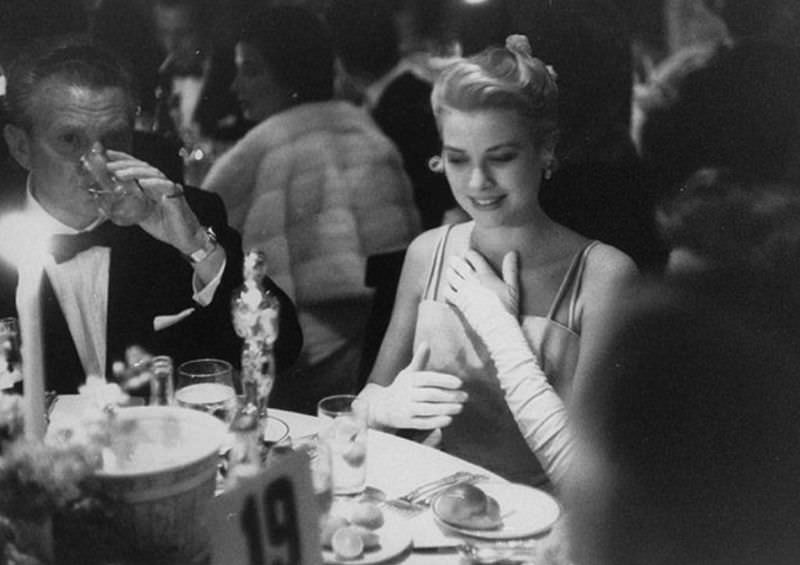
[431,35,559,150]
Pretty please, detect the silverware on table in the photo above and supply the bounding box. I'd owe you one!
[382,471,487,516]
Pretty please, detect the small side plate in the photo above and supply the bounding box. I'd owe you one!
[432,481,560,540]
[321,514,412,564]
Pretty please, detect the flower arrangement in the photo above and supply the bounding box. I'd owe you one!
[0,437,99,522]
[0,378,132,564]
[0,394,22,445]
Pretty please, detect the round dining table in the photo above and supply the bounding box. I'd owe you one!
[47,397,563,564]
[269,408,564,565]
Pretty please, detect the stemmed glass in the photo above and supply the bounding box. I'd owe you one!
[174,358,237,423]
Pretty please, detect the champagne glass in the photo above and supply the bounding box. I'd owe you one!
[174,358,237,423]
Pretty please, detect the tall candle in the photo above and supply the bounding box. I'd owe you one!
[0,213,50,439]
[18,262,46,440]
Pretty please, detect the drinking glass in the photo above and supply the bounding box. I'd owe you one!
[175,358,237,423]
[317,395,368,496]
[80,143,155,226]
[0,317,20,389]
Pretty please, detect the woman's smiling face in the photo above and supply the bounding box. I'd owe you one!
[440,108,551,227]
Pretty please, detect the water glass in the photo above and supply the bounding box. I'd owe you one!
[175,358,237,423]
[80,143,155,226]
[317,395,368,496]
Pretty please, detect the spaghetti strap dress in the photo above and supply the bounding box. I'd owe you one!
[413,223,599,485]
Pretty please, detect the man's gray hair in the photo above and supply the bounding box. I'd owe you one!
[4,38,139,132]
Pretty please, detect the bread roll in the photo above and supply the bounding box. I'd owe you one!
[436,483,502,530]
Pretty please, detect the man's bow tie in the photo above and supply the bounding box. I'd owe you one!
[50,222,118,264]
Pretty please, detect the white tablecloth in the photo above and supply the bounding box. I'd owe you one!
[49,399,560,564]
[271,408,549,565]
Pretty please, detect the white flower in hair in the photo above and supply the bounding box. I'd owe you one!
[505,34,532,56]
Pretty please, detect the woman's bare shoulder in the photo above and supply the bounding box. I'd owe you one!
[407,222,472,261]
[581,242,640,297]
[408,225,447,253]
[587,242,639,276]
[398,226,450,292]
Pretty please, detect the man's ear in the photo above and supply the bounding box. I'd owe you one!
[3,123,32,171]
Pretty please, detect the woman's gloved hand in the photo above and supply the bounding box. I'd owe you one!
[444,249,573,487]
[444,249,520,330]
[359,343,468,431]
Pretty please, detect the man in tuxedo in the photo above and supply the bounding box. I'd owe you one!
[150,0,246,142]
[0,41,301,394]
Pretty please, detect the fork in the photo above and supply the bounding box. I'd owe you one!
[381,471,486,516]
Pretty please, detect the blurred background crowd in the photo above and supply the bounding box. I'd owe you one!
[2,0,798,267]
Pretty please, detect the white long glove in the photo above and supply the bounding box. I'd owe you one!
[444,250,573,487]
[359,343,468,431]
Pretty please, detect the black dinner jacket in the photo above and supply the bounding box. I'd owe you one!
[0,183,302,393]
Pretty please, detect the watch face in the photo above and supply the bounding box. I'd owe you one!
[189,248,208,263]
[189,227,218,263]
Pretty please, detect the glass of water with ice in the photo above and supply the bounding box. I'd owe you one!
[317,394,368,496]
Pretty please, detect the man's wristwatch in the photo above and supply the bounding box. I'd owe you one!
[186,227,219,264]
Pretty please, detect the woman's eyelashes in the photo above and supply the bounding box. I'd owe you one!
[444,153,468,167]
[488,151,517,164]
[444,151,518,168]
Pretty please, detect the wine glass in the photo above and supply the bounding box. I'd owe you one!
[174,358,237,423]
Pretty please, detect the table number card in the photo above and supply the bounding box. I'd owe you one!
[208,450,322,565]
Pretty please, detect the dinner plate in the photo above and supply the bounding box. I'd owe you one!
[432,481,560,540]
[321,514,412,565]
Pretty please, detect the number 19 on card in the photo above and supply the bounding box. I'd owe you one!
[208,451,322,565]
[241,477,301,565]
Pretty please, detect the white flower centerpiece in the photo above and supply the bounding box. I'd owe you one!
[0,377,133,564]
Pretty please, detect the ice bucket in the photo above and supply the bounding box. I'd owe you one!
[93,406,227,563]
